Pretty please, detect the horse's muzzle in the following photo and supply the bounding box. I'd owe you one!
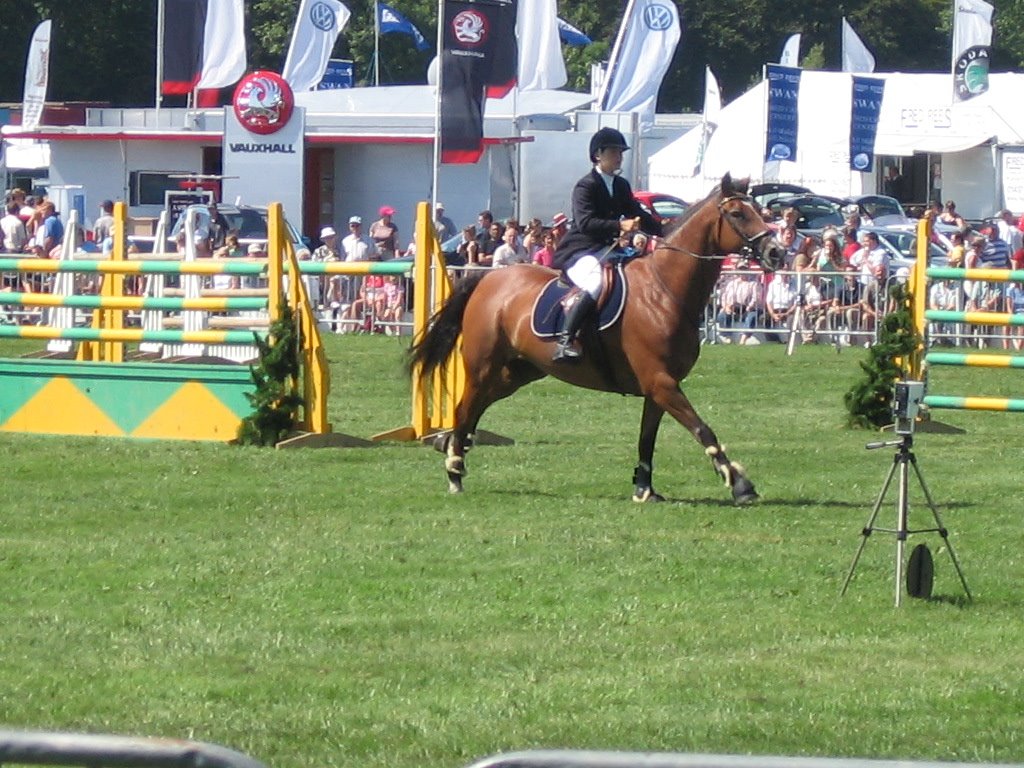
[751,234,786,273]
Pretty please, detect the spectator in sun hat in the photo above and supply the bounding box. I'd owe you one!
[370,205,399,258]
[433,202,456,242]
[313,225,341,262]
[549,211,569,246]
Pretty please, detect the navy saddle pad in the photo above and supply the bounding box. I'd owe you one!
[531,263,628,339]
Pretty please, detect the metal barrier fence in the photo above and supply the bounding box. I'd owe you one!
[464,751,1023,768]
[0,729,268,768]
[10,255,1011,350]
[3,736,1019,768]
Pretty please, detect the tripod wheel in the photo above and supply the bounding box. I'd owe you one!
[907,543,934,599]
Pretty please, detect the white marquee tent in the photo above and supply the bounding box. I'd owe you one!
[648,71,1024,218]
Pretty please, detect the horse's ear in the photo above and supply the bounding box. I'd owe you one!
[734,176,751,194]
[721,173,734,194]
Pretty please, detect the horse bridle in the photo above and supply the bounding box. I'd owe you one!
[651,194,773,262]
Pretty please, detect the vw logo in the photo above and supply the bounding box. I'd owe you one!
[643,2,675,31]
[310,1,336,31]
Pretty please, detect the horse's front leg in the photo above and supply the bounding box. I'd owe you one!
[633,397,666,502]
[648,373,758,504]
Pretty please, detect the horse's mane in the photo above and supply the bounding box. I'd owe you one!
[660,176,752,239]
[661,183,723,239]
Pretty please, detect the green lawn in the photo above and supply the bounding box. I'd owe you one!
[0,337,1022,768]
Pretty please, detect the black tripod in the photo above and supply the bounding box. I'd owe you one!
[840,433,972,606]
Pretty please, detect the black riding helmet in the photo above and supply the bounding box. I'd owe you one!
[589,127,630,162]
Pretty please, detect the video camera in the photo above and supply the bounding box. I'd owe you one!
[893,380,925,435]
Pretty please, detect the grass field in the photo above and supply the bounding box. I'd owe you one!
[1,337,1022,768]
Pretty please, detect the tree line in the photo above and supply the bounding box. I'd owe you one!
[2,0,1022,116]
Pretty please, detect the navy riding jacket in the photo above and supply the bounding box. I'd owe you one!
[551,169,662,271]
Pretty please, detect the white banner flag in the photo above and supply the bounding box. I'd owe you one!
[517,0,567,91]
[598,0,680,132]
[21,20,52,131]
[197,0,247,89]
[780,33,800,66]
[283,0,352,92]
[952,0,993,101]
[694,66,721,175]
[841,18,875,73]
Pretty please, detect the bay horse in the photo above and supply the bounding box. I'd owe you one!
[410,174,786,502]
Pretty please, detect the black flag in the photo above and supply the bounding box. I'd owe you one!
[440,0,517,164]
[162,0,208,95]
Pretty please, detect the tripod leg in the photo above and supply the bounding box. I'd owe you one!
[786,307,801,356]
[895,455,910,607]
[909,455,972,602]
[841,455,899,597]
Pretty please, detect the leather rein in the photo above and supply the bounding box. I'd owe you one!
[648,194,772,262]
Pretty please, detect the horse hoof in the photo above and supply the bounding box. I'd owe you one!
[632,487,666,503]
[732,487,759,505]
[447,476,464,494]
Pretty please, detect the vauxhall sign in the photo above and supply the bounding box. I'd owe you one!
[222,70,305,223]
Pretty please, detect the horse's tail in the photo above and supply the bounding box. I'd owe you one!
[408,270,488,381]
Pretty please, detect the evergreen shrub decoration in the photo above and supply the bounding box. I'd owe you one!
[843,281,922,429]
[236,303,304,446]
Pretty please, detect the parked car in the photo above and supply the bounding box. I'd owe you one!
[858,224,949,274]
[763,194,845,232]
[168,203,308,252]
[633,191,689,224]
[844,194,909,226]
[749,183,811,209]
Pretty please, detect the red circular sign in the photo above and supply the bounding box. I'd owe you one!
[452,10,489,46]
[232,71,295,135]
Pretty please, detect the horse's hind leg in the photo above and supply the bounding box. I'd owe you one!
[648,373,758,504]
[633,397,667,503]
[436,377,485,494]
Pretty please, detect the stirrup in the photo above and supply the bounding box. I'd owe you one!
[552,337,582,362]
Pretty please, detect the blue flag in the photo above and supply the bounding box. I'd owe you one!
[764,64,800,163]
[378,2,430,51]
[557,17,592,46]
[849,76,885,172]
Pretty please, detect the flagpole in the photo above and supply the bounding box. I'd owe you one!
[596,0,635,110]
[155,0,165,111]
[841,17,847,70]
[760,64,768,184]
[431,0,444,211]
[375,1,381,86]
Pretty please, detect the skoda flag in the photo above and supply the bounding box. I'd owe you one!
[952,0,994,102]
[849,76,885,173]
[764,64,801,163]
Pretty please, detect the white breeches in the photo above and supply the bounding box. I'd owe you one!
[565,255,603,298]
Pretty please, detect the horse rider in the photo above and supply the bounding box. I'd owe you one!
[550,127,662,362]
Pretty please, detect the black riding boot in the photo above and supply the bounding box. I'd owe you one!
[552,293,596,362]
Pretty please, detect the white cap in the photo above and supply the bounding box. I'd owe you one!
[348,215,362,225]
[320,226,337,239]
[435,202,444,209]
[247,242,264,254]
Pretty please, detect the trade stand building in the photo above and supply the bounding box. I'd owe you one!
[2,78,692,244]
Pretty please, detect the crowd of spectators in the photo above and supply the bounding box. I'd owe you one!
[713,198,1024,348]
